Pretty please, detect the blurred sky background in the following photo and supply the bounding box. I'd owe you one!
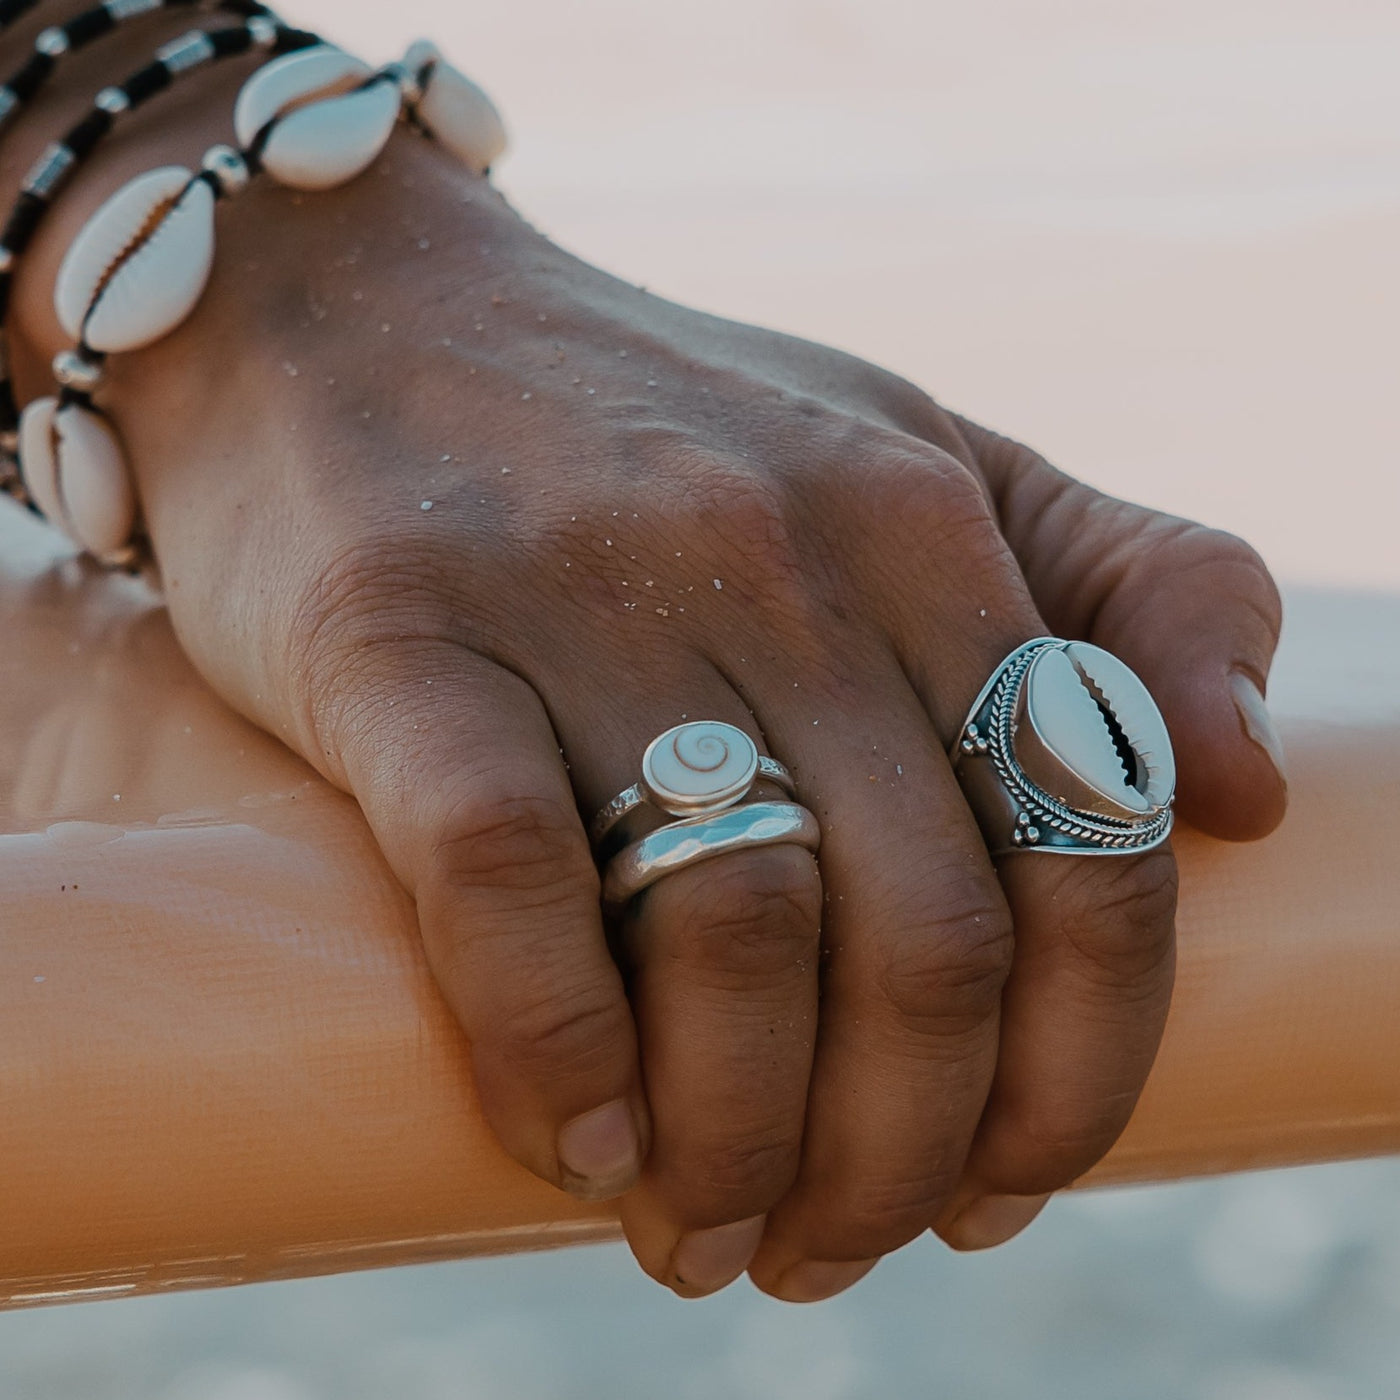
[2,1,1398,1396]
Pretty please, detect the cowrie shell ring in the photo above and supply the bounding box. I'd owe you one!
[951,638,1176,856]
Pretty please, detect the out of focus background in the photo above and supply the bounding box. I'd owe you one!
[3,1,1398,1396]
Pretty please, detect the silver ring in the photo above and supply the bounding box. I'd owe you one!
[601,801,821,910]
[590,720,795,850]
[951,637,1176,856]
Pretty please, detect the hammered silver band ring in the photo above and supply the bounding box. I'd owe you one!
[601,800,821,910]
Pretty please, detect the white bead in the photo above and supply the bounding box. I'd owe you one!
[35,27,70,58]
[1019,642,1176,819]
[201,143,250,197]
[234,46,400,191]
[55,165,216,354]
[19,398,135,559]
[246,15,279,49]
[52,349,104,393]
[404,40,507,175]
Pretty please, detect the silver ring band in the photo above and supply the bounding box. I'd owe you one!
[601,800,821,910]
[951,637,1176,857]
[592,754,794,849]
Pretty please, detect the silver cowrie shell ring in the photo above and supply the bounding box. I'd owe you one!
[951,638,1176,856]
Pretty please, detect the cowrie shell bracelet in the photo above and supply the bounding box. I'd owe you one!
[0,16,506,566]
[0,8,320,545]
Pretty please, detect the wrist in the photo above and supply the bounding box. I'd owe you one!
[2,7,277,396]
[1,13,529,565]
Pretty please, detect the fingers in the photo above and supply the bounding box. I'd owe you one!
[955,414,1288,841]
[534,657,823,1297]
[615,843,821,1297]
[306,637,647,1201]
[738,644,1015,1301]
[842,445,1180,1254]
[936,846,1177,1250]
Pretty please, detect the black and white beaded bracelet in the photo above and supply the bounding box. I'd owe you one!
[0,14,318,517]
[10,35,506,565]
[0,0,276,143]
[0,0,48,37]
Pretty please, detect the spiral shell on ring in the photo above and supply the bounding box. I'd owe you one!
[54,165,216,354]
[1016,642,1176,820]
[234,45,401,191]
[641,720,761,817]
[403,40,507,175]
[18,397,136,559]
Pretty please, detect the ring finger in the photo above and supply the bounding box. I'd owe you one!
[535,648,824,1297]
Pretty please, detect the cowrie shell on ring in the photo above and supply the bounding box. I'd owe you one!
[640,721,761,819]
[1013,641,1175,820]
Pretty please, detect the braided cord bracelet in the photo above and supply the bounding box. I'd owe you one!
[7,33,506,565]
[0,14,319,508]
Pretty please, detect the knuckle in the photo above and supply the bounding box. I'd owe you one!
[818,1172,954,1258]
[486,975,631,1085]
[288,546,456,749]
[870,892,1015,1040]
[673,464,821,612]
[1127,523,1284,643]
[1056,849,1179,988]
[680,1131,799,1220]
[993,1086,1146,1194]
[859,444,993,533]
[430,792,598,905]
[657,849,821,987]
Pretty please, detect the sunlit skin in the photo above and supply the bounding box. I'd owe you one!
[1,3,1287,1302]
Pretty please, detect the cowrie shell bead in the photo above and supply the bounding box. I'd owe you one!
[404,40,507,174]
[55,166,216,354]
[1015,642,1175,821]
[234,46,400,191]
[641,721,761,818]
[18,398,135,559]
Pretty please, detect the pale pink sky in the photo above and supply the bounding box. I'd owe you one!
[302,0,1400,589]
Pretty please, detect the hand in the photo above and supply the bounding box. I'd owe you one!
[12,117,1286,1302]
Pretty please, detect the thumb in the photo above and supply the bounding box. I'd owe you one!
[955,415,1287,842]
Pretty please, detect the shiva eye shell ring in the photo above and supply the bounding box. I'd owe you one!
[590,720,796,853]
[951,638,1176,857]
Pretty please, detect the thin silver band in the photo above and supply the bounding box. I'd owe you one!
[602,800,821,910]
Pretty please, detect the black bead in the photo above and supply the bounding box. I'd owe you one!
[63,106,115,161]
[123,59,171,106]
[66,6,117,48]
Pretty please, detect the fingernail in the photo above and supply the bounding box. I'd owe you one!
[557,1099,642,1200]
[942,1193,1051,1252]
[1230,672,1287,781]
[770,1258,878,1304]
[670,1215,767,1296]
